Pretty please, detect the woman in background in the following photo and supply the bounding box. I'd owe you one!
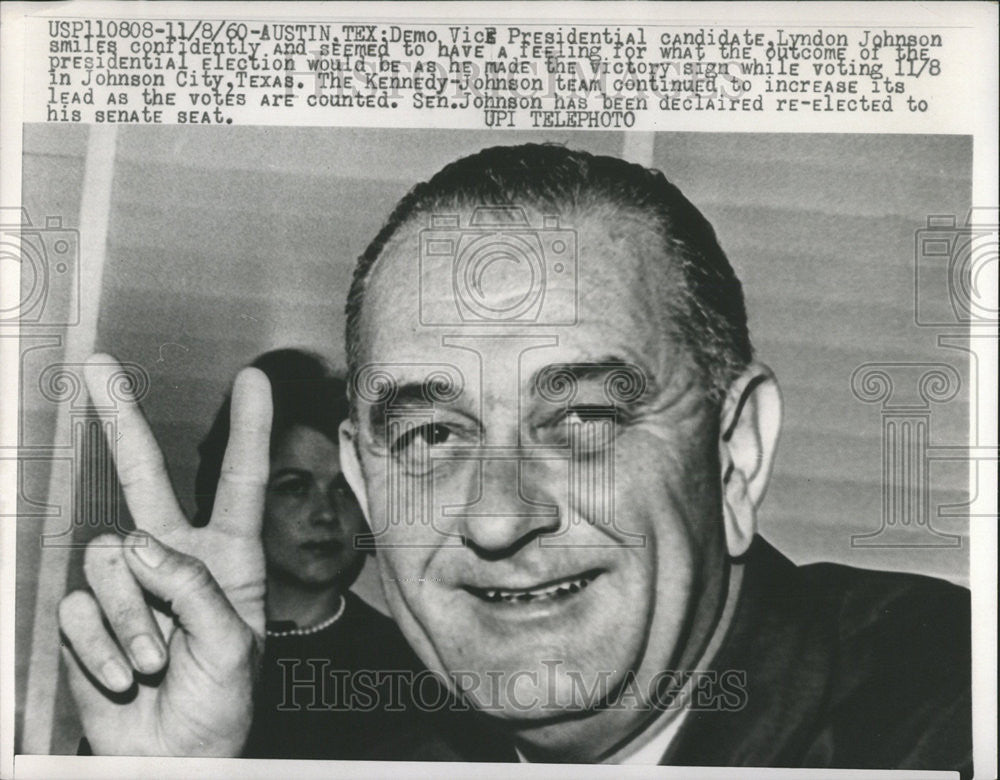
[194,349,441,759]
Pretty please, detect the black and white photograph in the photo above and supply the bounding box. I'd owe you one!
[1,3,996,779]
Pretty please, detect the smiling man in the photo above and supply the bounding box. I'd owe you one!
[337,144,972,769]
[61,144,971,772]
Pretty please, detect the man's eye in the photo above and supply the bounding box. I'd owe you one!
[391,423,452,453]
[562,405,619,425]
[534,405,623,452]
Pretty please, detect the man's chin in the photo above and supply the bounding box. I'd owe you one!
[447,657,633,721]
[462,669,659,764]
[465,688,599,725]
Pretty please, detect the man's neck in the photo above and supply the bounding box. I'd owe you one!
[605,561,744,764]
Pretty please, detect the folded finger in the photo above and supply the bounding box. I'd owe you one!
[83,354,186,536]
[59,589,134,693]
[123,531,259,668]
[83,534,167,675]
[211,367,272,538]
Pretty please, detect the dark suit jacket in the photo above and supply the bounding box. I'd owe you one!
[663,538,971,775]
[414,538,973,774]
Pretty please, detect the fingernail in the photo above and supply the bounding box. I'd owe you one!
[102,659,132,690]
[130,634,163,672]
[128,532,166,568]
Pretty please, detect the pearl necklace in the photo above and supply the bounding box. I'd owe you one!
[266,594,346,638]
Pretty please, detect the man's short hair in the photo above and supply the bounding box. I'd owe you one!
[345,143,753,403]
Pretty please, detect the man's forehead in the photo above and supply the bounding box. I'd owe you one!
[356,344,657,401]
[358,202,679,365]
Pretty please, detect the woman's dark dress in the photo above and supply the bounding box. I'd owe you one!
[243,591,489,760]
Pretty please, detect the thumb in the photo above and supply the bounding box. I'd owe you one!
[122,532,257,666]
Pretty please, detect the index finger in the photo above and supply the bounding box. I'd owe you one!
[83,354,187,536]
[210,367,272,537]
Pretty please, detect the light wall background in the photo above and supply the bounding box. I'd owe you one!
[16,126,972,754]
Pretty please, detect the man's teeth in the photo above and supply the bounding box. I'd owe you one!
[481,575,594,603]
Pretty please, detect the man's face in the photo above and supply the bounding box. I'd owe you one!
[344,205,729,744]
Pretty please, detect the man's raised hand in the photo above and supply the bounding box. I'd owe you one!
[58,354,272,756]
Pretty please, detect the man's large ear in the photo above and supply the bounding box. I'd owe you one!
[339,418,371,521]
[718,362,782,558]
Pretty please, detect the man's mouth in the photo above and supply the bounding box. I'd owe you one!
[464,570,602,604]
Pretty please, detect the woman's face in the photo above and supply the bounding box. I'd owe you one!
[262,425,366,590]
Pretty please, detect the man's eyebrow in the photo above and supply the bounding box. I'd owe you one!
[529,357,658,401]
[366,380,451,428]
[389,382,434,406]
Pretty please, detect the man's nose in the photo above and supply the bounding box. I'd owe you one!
[450,455,560,557]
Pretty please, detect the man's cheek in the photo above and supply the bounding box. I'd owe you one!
[359,458,410,532]
[623,428,713,490]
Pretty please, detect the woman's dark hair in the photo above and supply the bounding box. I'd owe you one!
[193,349,350,525]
